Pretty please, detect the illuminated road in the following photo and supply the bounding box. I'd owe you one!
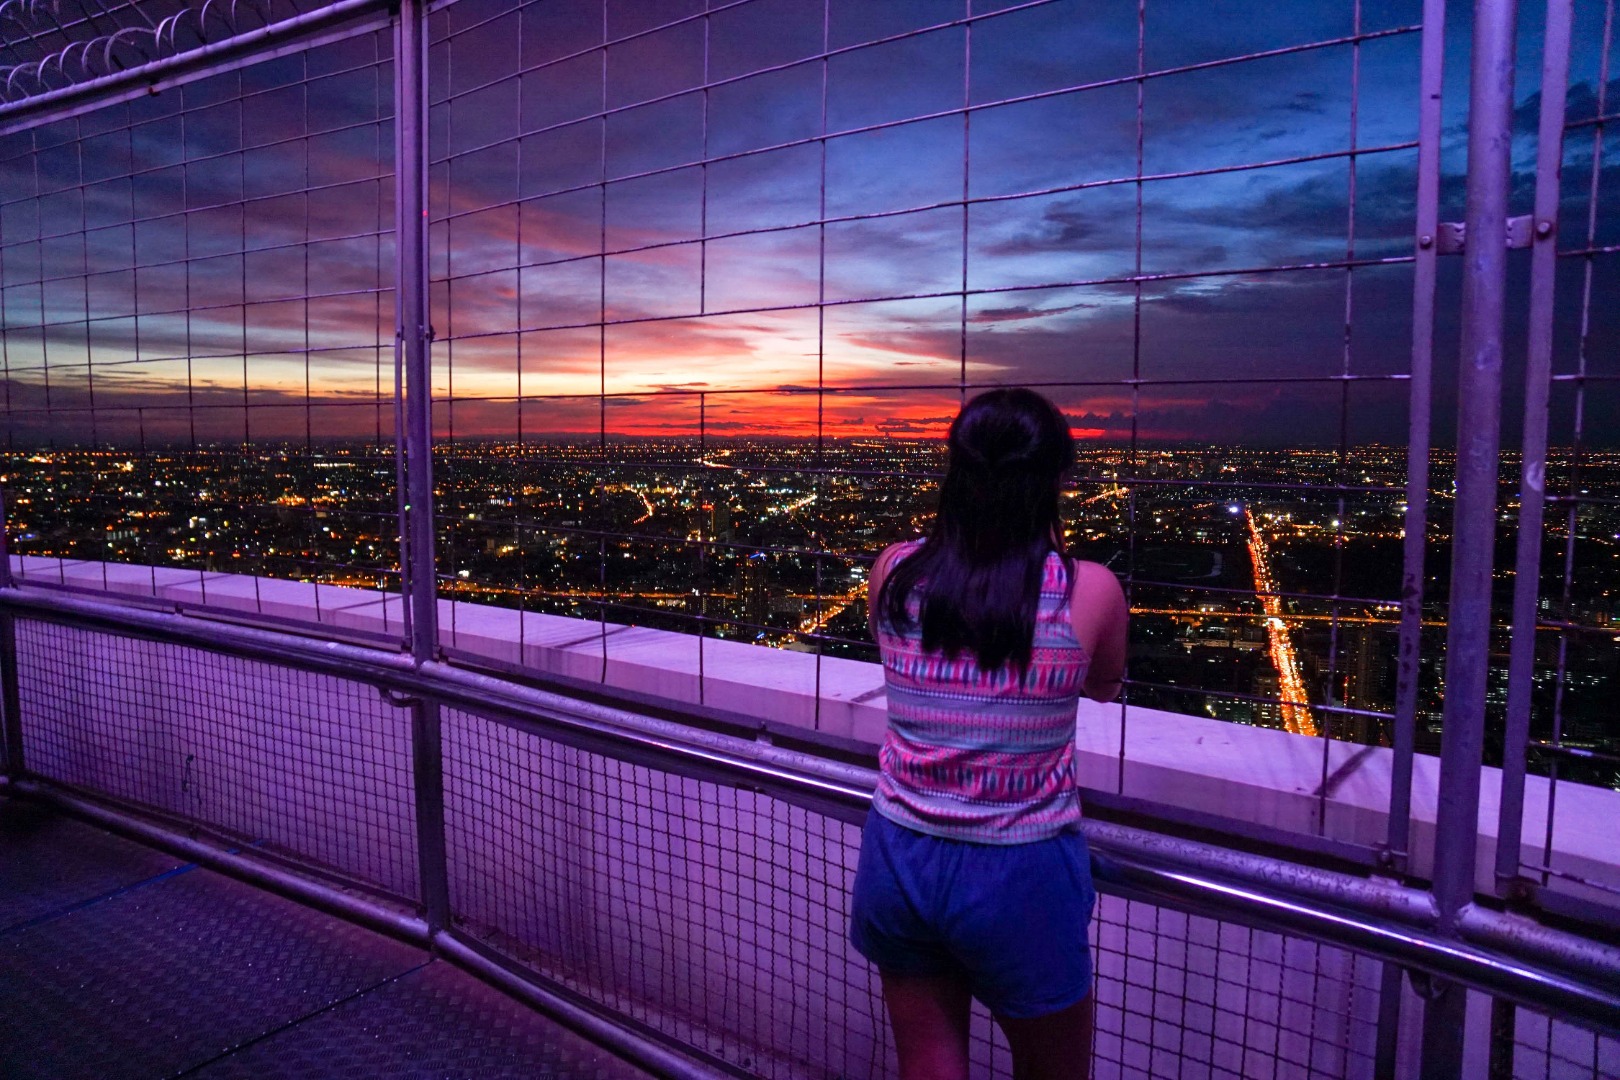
[1128,607,1445,628]
[1245,509,1320,737]
[797,586,862,635]
[779,494,817,515]
[603,484,655,525]
[1071,484,1129,506]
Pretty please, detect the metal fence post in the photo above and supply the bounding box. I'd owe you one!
[396,0,436,664]
[1379,0,1450,1068]
[395,0,449,932]
[1497,0,1575,894]
[0,477,21,781]
[0,615,21,781]
[1422,0,1521,1073]
[1390,0,1449,888]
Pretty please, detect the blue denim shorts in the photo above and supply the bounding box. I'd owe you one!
[848,811,1097,1019]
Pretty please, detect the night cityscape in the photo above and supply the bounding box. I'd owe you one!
[6,437,1617,786]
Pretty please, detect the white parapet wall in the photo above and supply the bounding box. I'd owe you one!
[13,556,1616,907]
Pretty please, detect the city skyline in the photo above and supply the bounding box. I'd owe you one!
[5,436,1615,792]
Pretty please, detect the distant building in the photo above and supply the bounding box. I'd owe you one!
[737,553,770,628]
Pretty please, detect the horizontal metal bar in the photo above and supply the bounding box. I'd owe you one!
[18,287,394,334]
[0,121,394,219]
[1125,677,1397,722]
[1516,878,1620,936]
[1532,617,1617,636]
[428,0,755,48]
[1527,740,1620,765]
[1101,859,1620,1035]
[0,227,394,281]
[6,777,429,945]
[1078,787,1388,870]
[1513,861,1620,898]
[0,394,395,416]
[0,584,879,804]
[5,575,407,647]
[0,367,1405,396]
[0,0,394,136]
[1458,904,1620,995]
[15,756,1620,1047]
[1564,110,1619,130]
[0,45,391,176]
[7,200,393,269]
[1122,577,1405,609]
[429,376,1413,404]
[0,585,1393,836]
[1545,492,1620,505]
[433,932,743,1080]
[436,455,1399,500]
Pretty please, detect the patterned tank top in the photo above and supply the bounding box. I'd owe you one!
[873,540,1089,844]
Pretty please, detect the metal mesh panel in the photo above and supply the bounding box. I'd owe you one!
[1527,0,1620,850]
[440,705,909,1078]
[441,705,1387,1080]
[1090,898,1380,1080]
[13,617,420,900]
[1492,0,1620,925]
[1510,1008,1620,1080]
[0,27,403,634]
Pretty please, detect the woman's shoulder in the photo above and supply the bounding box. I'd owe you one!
[875,538,924,573]
[1064,558,1128,646]
[870,539,922,598]
[1067,557,1122,588]
[868,539,924,639]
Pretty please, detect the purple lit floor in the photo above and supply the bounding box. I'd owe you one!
[0,797,653,1080]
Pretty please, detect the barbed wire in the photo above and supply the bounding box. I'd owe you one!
[0,0,312,104]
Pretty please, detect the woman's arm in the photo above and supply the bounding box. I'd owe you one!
[866,542,911,641]
[1068,560,1128,702]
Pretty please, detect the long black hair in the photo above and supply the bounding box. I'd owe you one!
[878,387,1075,673]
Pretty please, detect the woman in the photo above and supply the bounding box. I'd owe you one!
[850,388,1128,1080]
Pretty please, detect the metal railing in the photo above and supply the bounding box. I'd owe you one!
[0,585,1617,1079]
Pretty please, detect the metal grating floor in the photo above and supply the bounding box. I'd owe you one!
[0,797,655,1080]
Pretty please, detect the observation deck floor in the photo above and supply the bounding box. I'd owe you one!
[0,796,652,1080]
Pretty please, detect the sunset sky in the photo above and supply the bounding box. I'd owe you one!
[0,0,1614,447]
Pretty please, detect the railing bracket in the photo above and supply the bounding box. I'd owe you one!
[1408,969,1451,1001]
[1432,214,1536,255]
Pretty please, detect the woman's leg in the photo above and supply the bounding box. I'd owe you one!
[881,970,974,1080]
[997,992,1094,1080]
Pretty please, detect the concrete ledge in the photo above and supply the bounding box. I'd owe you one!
[11,555,1618,907]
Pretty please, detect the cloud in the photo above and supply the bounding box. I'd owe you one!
[969,303,1096,324]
